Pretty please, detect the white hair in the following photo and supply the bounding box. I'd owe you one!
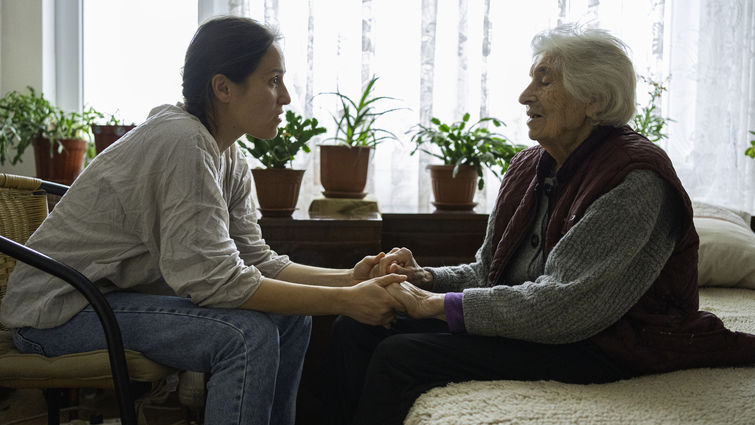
[531,24,636,127]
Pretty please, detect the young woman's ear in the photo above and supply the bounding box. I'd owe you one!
[211,74,233,103]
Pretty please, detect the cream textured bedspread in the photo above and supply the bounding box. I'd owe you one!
[405,288,755,425]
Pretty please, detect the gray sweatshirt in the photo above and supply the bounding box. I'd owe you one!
[1,104,290,329]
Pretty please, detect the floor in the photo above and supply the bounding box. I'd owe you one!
[0,387,197,425]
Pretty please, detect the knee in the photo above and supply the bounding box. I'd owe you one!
[278,314,312,345]
[298,314,313,337]
[371,335,415,368]
[212,315,281,362]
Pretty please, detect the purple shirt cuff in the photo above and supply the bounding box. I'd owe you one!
[443,292,466,333]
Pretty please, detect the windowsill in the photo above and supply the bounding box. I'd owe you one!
[260,199,489,222]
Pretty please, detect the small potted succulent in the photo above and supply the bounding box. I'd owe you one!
[238,110,326,217]
[746,131,754,159]
[320,76,400,198]
[0,86,100,185]
[409,113,525,210]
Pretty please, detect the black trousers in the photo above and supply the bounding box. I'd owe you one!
[325,314,633,425]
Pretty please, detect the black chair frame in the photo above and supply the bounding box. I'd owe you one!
[0,179,137,425]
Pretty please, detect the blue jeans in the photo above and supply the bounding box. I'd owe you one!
[12,291,312,425]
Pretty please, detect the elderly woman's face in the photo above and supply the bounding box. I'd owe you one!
[518,55,594,159]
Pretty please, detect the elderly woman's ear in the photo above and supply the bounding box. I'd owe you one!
[585,98,604,124]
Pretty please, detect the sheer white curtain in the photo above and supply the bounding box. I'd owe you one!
[215,0,754,214]
[665,0,755,214]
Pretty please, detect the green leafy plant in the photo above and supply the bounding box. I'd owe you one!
[0,87,55,165]
[325,76,401,148]
[632,75,673,143]
[746,131,755,159]
[409,113,526,190]
[238,110,326,168]
[56,106,102,165]
[49,106,101,141]
[0,86,100,165]
[97,111,134,126]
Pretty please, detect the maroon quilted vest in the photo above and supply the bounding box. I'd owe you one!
[488,126,755,374]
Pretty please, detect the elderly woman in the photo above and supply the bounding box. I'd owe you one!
[327,25,755,425]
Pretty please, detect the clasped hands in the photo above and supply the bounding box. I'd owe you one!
[351,247,446,327]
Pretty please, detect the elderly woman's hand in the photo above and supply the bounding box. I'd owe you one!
[369,247,434,289]
[386,281,446,321]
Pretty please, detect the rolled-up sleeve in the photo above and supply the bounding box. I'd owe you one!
[226,148,291,278]
[152,138,265,308]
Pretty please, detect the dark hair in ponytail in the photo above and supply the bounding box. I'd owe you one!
[182,16,279,134]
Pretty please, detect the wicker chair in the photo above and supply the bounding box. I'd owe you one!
[0,173,172,425]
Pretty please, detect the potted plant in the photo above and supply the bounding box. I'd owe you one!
[632,75,673,143]
[320,76,400,198]
[0,86,99,185]
[409,113,525,210]
[746,131,755,159]
[0,86,54,167]
[91,112,136,155]
[238,110,326,217]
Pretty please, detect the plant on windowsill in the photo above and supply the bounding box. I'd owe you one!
[632,75,674,144]
[319,75,402,199]
[746,131,755,159]
[0,86,100,185]
[409,113,526,210]
[90,111,137,156]
[238,110,326,217]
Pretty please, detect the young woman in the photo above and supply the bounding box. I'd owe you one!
[1,16,404,425]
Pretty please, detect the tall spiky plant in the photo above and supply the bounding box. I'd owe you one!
[325,76,402,148]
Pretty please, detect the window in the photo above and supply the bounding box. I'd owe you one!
[82,0,198,124]
[75,1,755,213]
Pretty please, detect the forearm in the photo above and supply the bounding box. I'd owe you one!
[241,274,407,326]
[239,277,348,315]
[274,262,354,287]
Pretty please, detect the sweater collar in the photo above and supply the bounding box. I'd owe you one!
[535,125,616,186]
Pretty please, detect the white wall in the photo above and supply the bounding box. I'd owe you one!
[0,0,55,177]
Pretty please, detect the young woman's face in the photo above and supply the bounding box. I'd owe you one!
[229,44,291,140]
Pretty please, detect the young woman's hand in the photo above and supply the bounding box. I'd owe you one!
[350,252,386,284]
[342,274,407,327]
[385,281,446,321]
[370,247,434,289]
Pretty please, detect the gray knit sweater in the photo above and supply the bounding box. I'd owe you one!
[431,169,680,344]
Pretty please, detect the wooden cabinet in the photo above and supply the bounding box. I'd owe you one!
[381,212,488,267]
[259,215,382,268]
[259,210,488,269]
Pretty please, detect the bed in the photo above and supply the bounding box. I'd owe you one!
[405,202,755,425]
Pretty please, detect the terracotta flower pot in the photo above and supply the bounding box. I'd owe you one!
[428,164,478,211]
[251,168,305,217]
[319,145,371,199]
[32,137,87,185]
[91,124,136,154]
